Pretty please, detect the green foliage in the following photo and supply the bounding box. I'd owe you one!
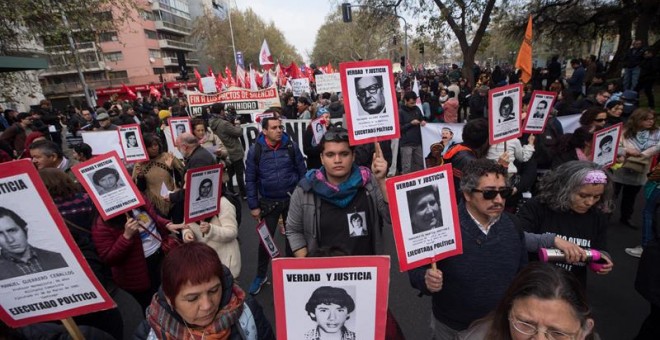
[190,8,302,70]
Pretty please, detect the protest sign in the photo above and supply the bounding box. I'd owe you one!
[523,91,557,134]
[72,151,145,220]
[0,160,114,327]
[315,73,342,93]
[81,131,123,157]
[386,165,463,271]
[201,76,217,94]
[256,220,279,258]
[310,117,328,145]
[591,123,622,168]
[291,78,310,97]
[420,123,464,168]
[163,126,185,160]
[184,164,223,223]
[187,86,281,123]
[340,59,400,145]
[488,83,523,144]
[118,124,148,163]
[272,256,390,340]
[168,117,192,146]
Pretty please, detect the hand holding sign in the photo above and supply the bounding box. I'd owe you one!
[425,268,443,293]
[371,142,387,180]
[123,217,140,239]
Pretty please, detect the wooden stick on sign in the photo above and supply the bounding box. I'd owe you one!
[61,317,85,340]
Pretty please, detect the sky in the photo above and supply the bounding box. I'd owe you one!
[233,0,337,62]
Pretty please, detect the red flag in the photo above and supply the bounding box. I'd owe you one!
[208,66,215,78]
[149,85,161,99]
[216,71,226,91]
[255,70,263,88]
[122,83,137,100]
[259,39,274,70]
[193,68,203,91]
[406,60,413,73]
[327,62,334,73]
[224,66,235,87]
[284,62,303,79]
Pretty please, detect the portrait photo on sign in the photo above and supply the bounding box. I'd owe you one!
[591,123,622,168]
[272,257,390,340]
[72,151,145,220]
[340,59,400,145]
[184,164,222,223]
[386,164,463,271]
[118,124,148,163]
[0,160,114,327]
[523,91,556,134]
[257,220,280,258]
[311,118,327,145]
[347,212,368,237]
[489,84,523,144]
[168,117,192,146]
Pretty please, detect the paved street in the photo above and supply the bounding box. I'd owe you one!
[234,194,649,339]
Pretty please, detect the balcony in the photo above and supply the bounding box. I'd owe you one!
[155,20,192,35]
[41,78,129,95]
[162,56,199,67]
[158,39,195,51]
[45,42,97,55]
[40,60,106,76]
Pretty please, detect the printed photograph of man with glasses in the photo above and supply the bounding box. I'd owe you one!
[354,75,386,115]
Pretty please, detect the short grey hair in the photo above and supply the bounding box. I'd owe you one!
[535,160,614,213]
[460,159,508,193]
[29,140,63,159]
[176,132,198,147]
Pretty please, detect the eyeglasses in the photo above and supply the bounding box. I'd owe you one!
[357,84,382,98]
[509,316,578,340]
[594,118,607,122]
[323,129,349,142]
[471,187,513,200]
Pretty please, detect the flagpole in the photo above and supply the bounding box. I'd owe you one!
[227,0,238,70]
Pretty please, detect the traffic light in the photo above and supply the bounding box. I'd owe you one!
[419,44,425,54]
[341,3,352,23]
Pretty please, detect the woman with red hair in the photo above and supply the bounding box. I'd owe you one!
[135,242,274,339]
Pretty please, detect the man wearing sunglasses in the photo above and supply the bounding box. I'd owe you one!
[286,127,390,258]
[409,158,529,337]
[246,116,307,295]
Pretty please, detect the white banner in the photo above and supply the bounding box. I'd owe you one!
[290,78,310,97]
[315,73,341,93]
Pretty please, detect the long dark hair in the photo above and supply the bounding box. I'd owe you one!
[485,263,594,340]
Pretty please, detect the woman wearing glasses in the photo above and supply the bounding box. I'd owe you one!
[458,262,595,339]
[612,108,660,231]
[517,161,614,288]
[578,107,608,133]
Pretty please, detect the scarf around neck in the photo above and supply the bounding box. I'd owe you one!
[147,284,246,340]
[303,165,371,208]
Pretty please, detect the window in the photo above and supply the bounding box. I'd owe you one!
[96,11,113,22]
[153,68,165,75]
[139,10,154,21]
[108,71,128,79]
[98,32,118,42]
[144,30,158,40]
[149,49,161,59]
[104,52,123,62]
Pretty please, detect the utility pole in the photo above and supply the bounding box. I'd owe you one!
[59,3,96,108]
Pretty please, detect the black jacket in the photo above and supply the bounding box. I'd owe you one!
[399,104,424,146]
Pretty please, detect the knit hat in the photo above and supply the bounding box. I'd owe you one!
[158,109,172,120]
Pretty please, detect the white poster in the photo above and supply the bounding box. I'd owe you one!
[315,73,342,93]
[523,91,556,134]
[256,220,280,258]
[118,124,148,163]
[201,76,217,94]
[184,164,222,223]
[488,84,523,144]
[291,78,311,97]
[82,131,123,157]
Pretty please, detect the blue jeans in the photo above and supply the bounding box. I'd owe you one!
[642,183,660,247]
[624,66,641,91]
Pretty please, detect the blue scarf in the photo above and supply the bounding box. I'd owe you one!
[302,165,371,208]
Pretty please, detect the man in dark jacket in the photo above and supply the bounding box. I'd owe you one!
[209,103,246,198]
[623,39,646,91]
[566,59,586,99]
[245,117,306,295]
[468,86,488,120]
[0,112,31,157]
[399,91,426,174]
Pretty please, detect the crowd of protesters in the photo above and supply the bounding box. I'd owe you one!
[0,39,659,339]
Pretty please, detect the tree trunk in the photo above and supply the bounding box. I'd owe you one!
[606,6,634,79]
[634,0,659,46]
[462,48,476,88]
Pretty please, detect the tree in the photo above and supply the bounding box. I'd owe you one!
[190,8,302,72]
[311,8,402,65]
[360,0,498,86]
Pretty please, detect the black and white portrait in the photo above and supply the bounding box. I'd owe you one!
[0,207,68,280]
[196,178,213,201]
[89,166,125,195]
[125,131,138,148]
[354,76,386,115]
[303,286,356,340]
[406,185,443,234]
[347,212,368,237]
[498,96,515,123]
[597,134,614,158]
[532,100,548,119]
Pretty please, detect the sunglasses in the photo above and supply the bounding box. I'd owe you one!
[594,118,607,122]
[472,188,513,200]
[323,129,349,142]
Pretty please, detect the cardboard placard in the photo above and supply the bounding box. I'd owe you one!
[0,160,115,327]
[591,123,622,168]
[488,83,523,144]
[291,78,310,97]
[523,91,557,134]
[386,164,463,271]
[315,73,342,93]
[81,131,123,157]
[340,59,400,145]
[310,117,328,145]
[72,151,145,220]
[168,117,192,146]
[272,256,390,340]
[118,124,148,163]
[184,164,223,223]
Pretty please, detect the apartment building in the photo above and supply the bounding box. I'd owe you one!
[39,0,199,109]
